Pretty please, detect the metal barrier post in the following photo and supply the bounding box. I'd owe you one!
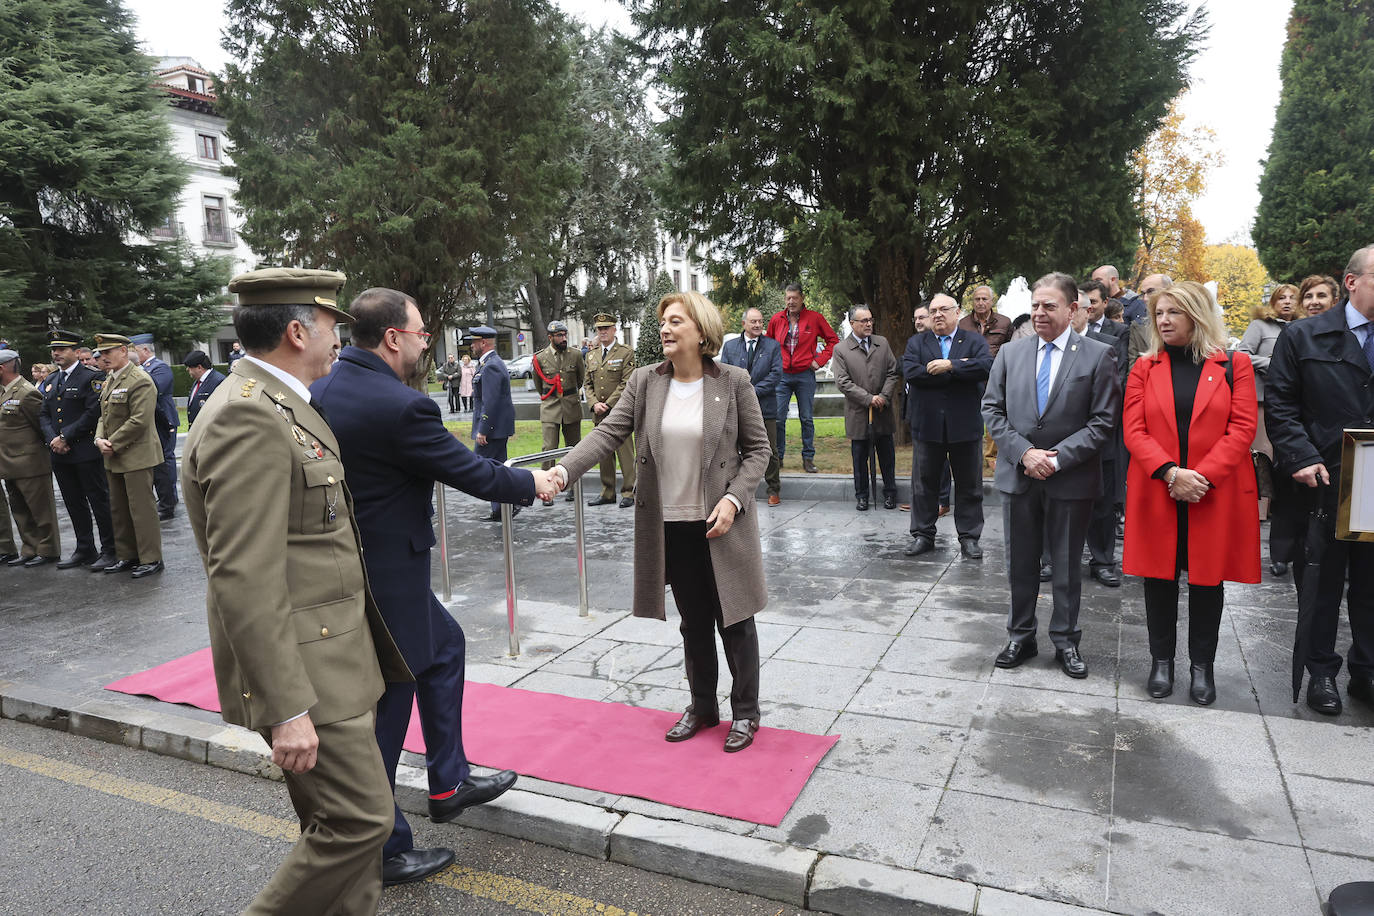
[502,500,519,656]
[435,482,451,602]
[574,477,588,617]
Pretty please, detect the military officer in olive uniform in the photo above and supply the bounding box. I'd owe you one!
[92,334,164,578]
[0,349,61,565]
[534,319,585,500]
[182,267,410,916]
[39,329,116,569]
[584,313,636,507]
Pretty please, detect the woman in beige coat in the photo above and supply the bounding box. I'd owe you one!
[554,292,772,752]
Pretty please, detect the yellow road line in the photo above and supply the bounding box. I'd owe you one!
[0,743,640,916]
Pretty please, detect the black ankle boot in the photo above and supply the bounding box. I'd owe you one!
[1189,663,1216,706]
[1147,659,1174,698]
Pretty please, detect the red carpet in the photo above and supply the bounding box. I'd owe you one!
[106,649,839,825]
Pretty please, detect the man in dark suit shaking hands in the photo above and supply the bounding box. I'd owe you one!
[720,308,783,505]
[903,293,993,558]
[982,273,1120,678]
[312,289,561,886]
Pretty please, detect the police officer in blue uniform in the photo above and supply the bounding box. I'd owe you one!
[130,334,179,519]
[39,329,116,569]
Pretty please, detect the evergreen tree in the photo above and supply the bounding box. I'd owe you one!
[0,0,230,357]
[1254,0,1374,282]
[636,270,674,365]
[631,0,1204,351]
[219,0,572,348]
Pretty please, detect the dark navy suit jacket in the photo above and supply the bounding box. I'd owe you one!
[141,357,178,432]
[186,368,225,427]
[39,362,104,463]
[472,351,515,440]
[902,329,993,443]
[312,346,534,670]
[719,334,782,420]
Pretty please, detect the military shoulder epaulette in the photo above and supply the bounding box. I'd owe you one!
[239,378,260,398]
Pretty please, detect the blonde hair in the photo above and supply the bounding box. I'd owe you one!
[657,291,724,359]
[1146,280,1228,363]
[1256,283,1298,321]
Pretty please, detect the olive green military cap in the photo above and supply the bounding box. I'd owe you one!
[228,267,353,324]
[93,333,132,352]
[592,313,616,328]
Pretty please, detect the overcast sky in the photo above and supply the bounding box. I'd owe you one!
[128,0,1290,246]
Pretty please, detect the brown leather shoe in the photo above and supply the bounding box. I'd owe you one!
[665,710,719,742]
[767,492,780,506]
[724,718,759,753]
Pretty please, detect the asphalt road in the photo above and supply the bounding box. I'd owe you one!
[0,719,817,916]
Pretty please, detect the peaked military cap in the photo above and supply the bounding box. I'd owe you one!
[48,329,83,348]
[467,325,497,339]
[94,333,132,352]
[228,267,353,324]
[129,333,156,346]
[547,320,569,334]
[592,313,616,328]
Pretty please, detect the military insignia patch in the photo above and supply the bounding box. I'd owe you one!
[290,425,308,446]
[92,380,103,393]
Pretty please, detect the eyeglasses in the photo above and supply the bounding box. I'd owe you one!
[390,327,431,343]
[928,306,959,314]
[851,317,873,324]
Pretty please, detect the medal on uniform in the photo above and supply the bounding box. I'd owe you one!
[311,440,324,459]
[291,425,308,445]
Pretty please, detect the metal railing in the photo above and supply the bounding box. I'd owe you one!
[432,446,589,657]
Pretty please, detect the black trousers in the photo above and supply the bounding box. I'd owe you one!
[474,437,508,514]
[1086,458,1118,570]
[152,424,178,514]
[663,521,760,722]
[1305,537,1374,679]
[51,458,114,555]
[1143,578,1224,663]
[1005,485,1093,650]
[850,435,896,500]
[447,385,460,412]
[911,439,983,539]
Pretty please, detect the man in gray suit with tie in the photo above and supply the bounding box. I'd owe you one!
[982,272,1120,678]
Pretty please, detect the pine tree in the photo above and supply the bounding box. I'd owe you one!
[631,0,1204,351]
[636,271,674,366]
[1254,0,1374,281]
[0,0,231,357]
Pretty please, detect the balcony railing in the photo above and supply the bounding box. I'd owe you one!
[202,225,234,247]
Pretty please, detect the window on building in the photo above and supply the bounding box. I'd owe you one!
[672,270,682,290]
[197,133,220,161]
[203,196,229,244]
[671,241,684,259]
[690,274,699,291]
[152,215,177,239]
[187,75,206,93]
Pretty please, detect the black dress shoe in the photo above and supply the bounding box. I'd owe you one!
[1270,561,1289,577]
[86,550,117,571]
[802,459,818,473]
[856,496,869,511]
[1189,662,1216,706]
[382,847,455,887]
[429,770,518,822]
[102,559,138,574]
[724,718,759,753]
[1056,645,1088,679]
[903,535,934,556]
[587,495,615,506]
[23,555,58,568]
[1147,659,1174,698]
[130,561,164,579]
[564,492,575,502]
[8,555,31,566]
[0,553,17,563]
[58,551,97,570]
[1348,675,1374,705]
[158,509,175,521]
[665,710,719,742]
[883,495,896,510]
[959,537,983,560]
[994,639,1038,669]
[480,511,502,521]
[1307,675,1342,715]
[618,496,634,508]
[1039,563,1053,582]
[1091,567,1121,587]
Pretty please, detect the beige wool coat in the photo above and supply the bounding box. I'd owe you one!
[560,359,772,628]
[831,333,900,438]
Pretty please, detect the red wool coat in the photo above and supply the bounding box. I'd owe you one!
[1122,349,1261,586]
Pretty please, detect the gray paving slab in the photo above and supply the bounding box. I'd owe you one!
[820,712,967,787]
[773,627,897,670]
[947,731,1114,816]
[1306,850,1374,903]
[878,633,996,682]
[758,658,872,711]
[971,683,1119,748]
[847,670,987,728]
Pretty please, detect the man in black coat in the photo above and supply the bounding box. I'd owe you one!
[131,334,179,519]
[182,350,224,427]
[1080,280,1128,586]
[39,329,116,569]
[1266,243,1374,716]
[902,294,993,559]
[312,287,561,887]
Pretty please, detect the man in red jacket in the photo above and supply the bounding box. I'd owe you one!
[767,284,839,473]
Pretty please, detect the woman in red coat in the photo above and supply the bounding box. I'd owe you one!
[1123,281,1260,705]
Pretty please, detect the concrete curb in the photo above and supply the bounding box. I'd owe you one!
[0,679,1114,915]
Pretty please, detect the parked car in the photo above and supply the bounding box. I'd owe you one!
[506,354,534,379]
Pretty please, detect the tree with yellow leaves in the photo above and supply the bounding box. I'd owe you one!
[1132,97,1222,284]
[1203,244,1271,336]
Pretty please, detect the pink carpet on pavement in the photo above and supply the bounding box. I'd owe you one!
[105,648,839,825]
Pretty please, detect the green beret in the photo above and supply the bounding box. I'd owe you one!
[229,267,353,324]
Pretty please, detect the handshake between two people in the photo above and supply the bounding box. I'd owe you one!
[531,466,567,503]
